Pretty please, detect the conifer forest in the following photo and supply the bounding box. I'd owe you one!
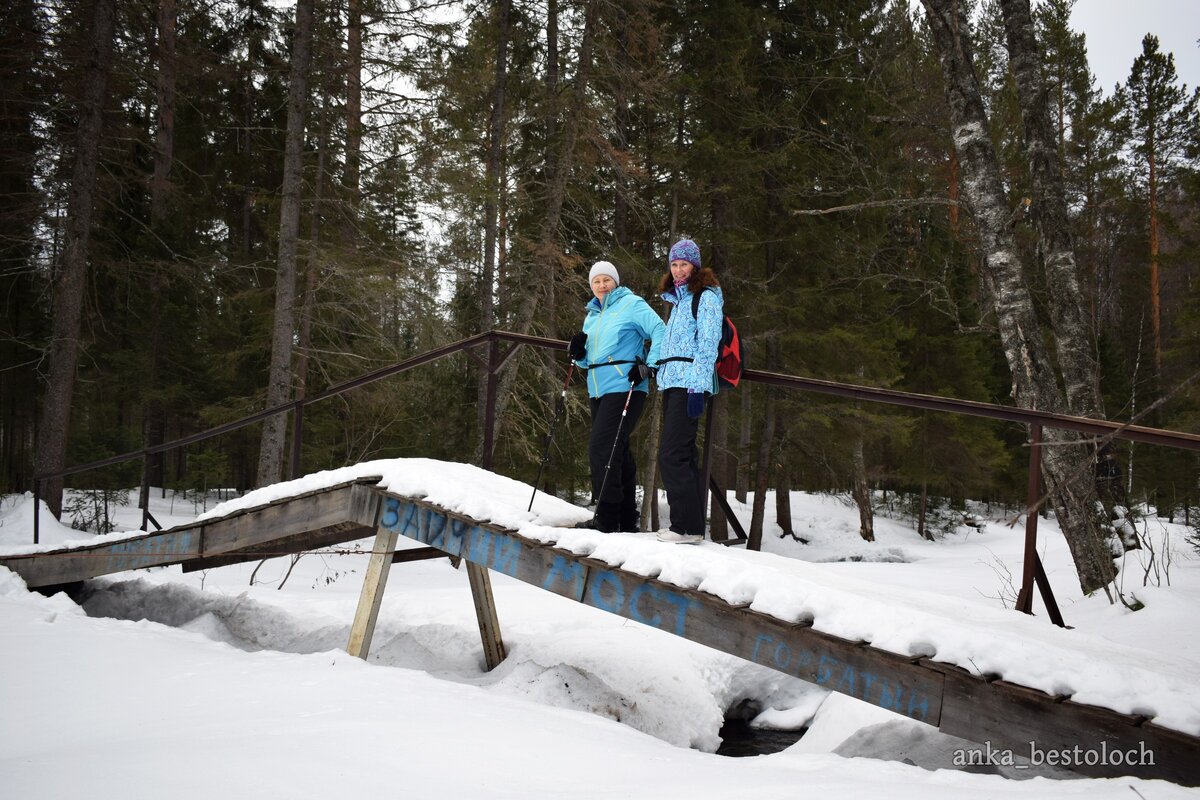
[2,0,1198,592]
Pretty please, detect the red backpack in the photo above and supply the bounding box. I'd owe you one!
[690,289,744,389]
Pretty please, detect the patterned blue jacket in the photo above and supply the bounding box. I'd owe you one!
[656,285,723,394]
[574,286,665,398]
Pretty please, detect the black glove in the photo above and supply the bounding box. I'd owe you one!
[629,363,655,385]
[568,332,587,360]
[687,389,706,419]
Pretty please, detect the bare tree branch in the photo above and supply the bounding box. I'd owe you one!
[792,197,960,216]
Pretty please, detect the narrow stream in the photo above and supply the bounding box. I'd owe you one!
[715,719,806,757]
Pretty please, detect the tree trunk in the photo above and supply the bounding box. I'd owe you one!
[1149,149,1161,374]
[775,453,794,538]
[538,0,560,501]
[736,386,751,502]
[748,341,778,550]
[918,482,932,540]
[998,0,1101,418]
[612,5,633,250]
[144,0,177,496]
[292,92,330,479]
[150,0,176,224]
[851,436,874,541]
[474,0,509,463]
[488,0,598,436]
[238,8,263,261]
[921,0,1116,593]
[533,0,596,278]
[543,0,558,203]
[948,149,960,232]
[33,0,116,517]
[256,0,315,487]
[0,0,40,495]
[343,0,362,207]
[708,393,728,542]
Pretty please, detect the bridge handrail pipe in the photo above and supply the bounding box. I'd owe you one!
[29,330,1197,543]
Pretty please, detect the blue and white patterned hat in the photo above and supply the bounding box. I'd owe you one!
[668,239,701,268]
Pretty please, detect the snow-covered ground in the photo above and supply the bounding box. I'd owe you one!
[2,459,1198,799]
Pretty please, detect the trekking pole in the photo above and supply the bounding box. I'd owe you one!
[593,382,638,514]
[527,362,576,512]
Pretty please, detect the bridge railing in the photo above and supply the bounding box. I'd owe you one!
[30,329,1200,621]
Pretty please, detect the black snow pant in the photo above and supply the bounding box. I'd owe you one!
[658,388,705,537]
[588,390,647,532]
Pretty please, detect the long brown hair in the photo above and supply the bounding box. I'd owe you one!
[658,266,719,296]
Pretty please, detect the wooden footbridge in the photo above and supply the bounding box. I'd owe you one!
[3,475,1197,785]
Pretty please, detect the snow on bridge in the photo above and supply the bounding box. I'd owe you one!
[1,458,1197,784]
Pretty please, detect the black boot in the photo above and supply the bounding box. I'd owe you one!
[595,501,621,533]
[619,502,641,533]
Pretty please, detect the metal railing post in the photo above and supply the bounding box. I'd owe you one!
[482,338,499,470]
[33,479,40,544]
[140,452,151,532]
[1015,424,1042,615]
[699,396,716,537]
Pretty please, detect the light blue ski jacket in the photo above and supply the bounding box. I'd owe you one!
[656,285,723,394]
[574,286,665,398]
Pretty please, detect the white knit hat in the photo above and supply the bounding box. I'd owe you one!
[588,260,620,286]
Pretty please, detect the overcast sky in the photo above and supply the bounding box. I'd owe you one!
[1068,0,1199,95]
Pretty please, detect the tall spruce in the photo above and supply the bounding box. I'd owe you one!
[0,0,43,493]
[33,0,117,517]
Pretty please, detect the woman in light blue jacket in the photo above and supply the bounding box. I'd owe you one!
[653,239,723,543]
[569,261,665,532]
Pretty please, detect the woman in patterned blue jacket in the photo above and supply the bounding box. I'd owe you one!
[569,261,664,532]
[653,239,723,544]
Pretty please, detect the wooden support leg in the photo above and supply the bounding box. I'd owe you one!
[465,562,506,670]
[347,524,400,660]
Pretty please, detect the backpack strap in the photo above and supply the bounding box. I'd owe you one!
[661,288,710,367]
[583,359,638,370]
[690,287,708,319]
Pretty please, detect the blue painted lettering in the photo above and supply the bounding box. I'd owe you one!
[816,653,838,684]
[773,642,792,670]
[752,634,773,663]
[468,529,492,563]
[629,584,663,628]
[446,519,469,553]
[591,570,626,613]
[491,535,520,576]
[879,680,902,711]
[543,555,586,600]
[794,647,814,668]
[399,502,418,535]
[660,591,697,636]
[424,511,446,547]
[381,498,400,529]
[836,665,857,696]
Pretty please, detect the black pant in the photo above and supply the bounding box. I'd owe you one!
[589,390,647,532]
[658,388,704,536]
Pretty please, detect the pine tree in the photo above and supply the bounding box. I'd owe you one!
[1119,34,1198,376]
